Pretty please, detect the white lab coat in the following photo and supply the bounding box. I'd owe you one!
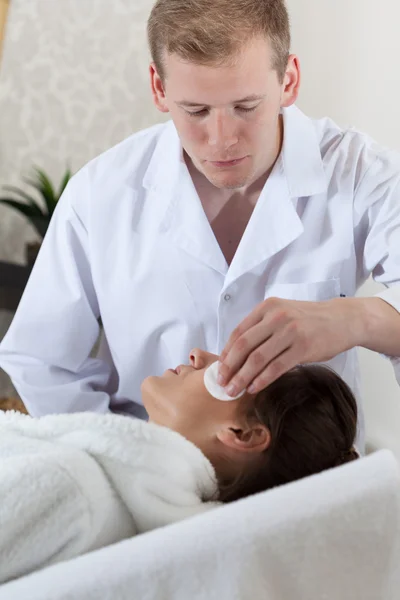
[1,105,400,451]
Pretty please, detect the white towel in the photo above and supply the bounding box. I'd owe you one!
[1,449,399,600]
[0,411,219,583]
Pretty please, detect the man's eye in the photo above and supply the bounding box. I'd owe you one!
[185,106,258,118]
[186,109,208,117]
[236,106,258,113]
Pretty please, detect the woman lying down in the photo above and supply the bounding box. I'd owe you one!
[0,349,359,584]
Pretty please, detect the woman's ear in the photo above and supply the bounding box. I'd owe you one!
[216,425,271,454]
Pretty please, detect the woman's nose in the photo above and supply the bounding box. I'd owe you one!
[189,349,218,369]
[189,348,204,369]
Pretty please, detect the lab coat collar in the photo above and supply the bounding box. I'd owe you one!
[143,121,229,275]
[281,105,328,197]
[143,119,182,193]
[141,107,326,281]
[224,154,304,285]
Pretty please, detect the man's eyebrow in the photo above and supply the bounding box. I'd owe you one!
[176,94,267,108]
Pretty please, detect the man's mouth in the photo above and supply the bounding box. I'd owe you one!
[209,157,247,167]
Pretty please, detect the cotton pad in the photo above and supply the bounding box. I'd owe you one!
[203,361,246,401]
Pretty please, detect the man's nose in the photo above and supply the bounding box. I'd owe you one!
[207,111,239,149]
[189,348,219,369]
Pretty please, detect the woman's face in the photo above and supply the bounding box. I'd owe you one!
[141,348,256,469]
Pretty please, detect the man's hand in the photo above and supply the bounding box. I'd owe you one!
[217,296,364,396]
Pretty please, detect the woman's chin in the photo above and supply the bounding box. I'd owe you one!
[141,376,156,413]
[141,378,166,423]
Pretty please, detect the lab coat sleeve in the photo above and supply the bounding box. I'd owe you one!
[0,172,115,416]
[353,149,400,382]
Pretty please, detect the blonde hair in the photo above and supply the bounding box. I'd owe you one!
[147,0,291,85]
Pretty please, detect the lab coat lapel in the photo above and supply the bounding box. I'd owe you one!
[143,120,228,275]
[168,112,322,282]
[142,107,327,282]
[225,156,304,286]
[226,106,328,285]
[168,165,228,275]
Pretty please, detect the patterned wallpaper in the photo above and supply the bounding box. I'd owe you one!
[0,0,166,263]
[0,0,167,395]
[0,0,10,59]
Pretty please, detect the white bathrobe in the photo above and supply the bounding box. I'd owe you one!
[0,410,220,584]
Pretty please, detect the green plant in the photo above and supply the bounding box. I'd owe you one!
[0,166,72,238]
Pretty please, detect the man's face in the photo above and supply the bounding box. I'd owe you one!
[151,36,298,190]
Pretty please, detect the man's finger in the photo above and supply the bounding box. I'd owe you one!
[221,332,292,397]
[247,347,300,395]
[218,322,271,387]
[219,310,263,365]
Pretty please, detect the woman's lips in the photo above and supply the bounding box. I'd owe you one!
[168,366,182,375]
[170,365,193,375]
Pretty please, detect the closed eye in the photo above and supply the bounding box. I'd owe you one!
[185,106,258,118]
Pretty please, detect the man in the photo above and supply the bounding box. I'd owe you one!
[1,0,400,452]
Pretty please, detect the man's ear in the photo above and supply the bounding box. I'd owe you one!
[280,54,301,108]
[216,425,271,454]
[149,63,169,113]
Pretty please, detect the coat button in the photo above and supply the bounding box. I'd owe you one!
[224,294,231,302]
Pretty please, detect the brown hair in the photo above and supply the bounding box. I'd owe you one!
[147,0,291,85]
[219,364,359,503]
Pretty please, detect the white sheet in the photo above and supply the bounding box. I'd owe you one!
[1,449,399,600]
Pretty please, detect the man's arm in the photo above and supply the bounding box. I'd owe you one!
[0,172,115,416]
[341,295,400,357]
[218,148,400,395]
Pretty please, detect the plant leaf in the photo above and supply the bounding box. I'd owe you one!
[22,176,48,210]
[30,216,49,238]
[0,199,49,238]
[2,186,45,216]
[32,166,58,216]
[0,198,47,218]
[58,168,72,198]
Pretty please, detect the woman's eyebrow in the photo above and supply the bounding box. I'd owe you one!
[176,94,267,108]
